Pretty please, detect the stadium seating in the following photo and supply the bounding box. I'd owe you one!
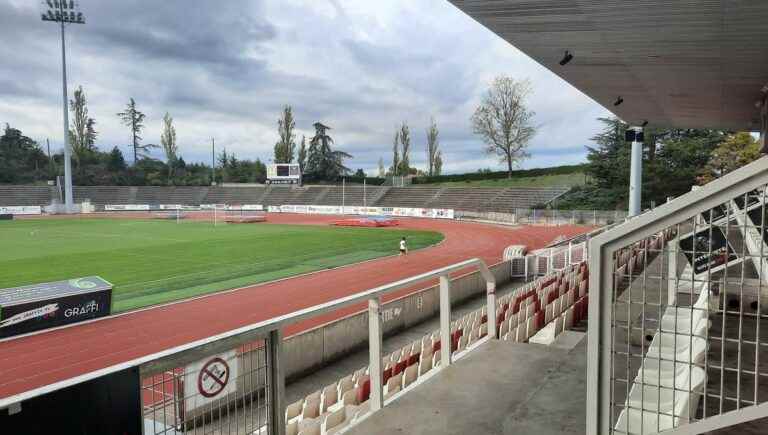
[0,185,55,206]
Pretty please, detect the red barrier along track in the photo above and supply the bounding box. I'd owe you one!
[0,213,591,404]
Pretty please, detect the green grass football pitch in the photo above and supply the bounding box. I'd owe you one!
[0,218,443,312]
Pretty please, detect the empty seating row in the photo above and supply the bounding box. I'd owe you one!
[282,264,592,434]
[0,185,55,206]
[614,284,710,434]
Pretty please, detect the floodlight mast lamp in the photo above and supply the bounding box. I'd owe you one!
[41,1,85,213]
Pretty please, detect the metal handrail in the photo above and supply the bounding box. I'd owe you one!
[0,256,498,435]
[586,156,768,434]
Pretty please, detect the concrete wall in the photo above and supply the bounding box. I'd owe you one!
[281,260,511,382]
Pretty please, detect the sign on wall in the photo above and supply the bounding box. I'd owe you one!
[181,350,239,418]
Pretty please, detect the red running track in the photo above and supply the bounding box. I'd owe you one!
[0,214,590,403]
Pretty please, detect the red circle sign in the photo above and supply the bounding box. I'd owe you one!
[197,357,230,398]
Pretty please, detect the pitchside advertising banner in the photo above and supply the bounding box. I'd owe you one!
[0,206,42,215]
[0,276,112,338]
[274,204,455,220]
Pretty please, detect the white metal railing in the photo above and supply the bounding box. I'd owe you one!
[139,258,497,435]
[587,156,768,434]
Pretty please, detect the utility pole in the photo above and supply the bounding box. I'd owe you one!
[211,137,215,186]
[42,0,85,213]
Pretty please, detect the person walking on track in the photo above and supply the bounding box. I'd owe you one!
[399,237,408,256]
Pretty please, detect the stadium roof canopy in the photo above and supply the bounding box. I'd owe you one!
[449,1,768,131]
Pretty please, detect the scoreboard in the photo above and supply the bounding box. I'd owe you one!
[267,163,301,184]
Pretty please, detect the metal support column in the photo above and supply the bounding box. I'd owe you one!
[628,126,644,217]
[486,280,497,339]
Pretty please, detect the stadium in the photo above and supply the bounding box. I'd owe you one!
[1,1,768,435]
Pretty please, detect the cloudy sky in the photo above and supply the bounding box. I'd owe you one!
[0,0,612,174]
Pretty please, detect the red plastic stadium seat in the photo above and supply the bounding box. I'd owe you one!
[433,340,441,353]
[393,361,407,376]
[407,353,420,367]
[481,314,487,324]
[382,367,393,385]
[357,379,370,403]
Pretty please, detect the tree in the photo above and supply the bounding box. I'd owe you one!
[297,135,307,173]
[274,105,296,163]
[0,124,47,183]
[471,76,536,177]
[354,169,366,178]
[426,118,440,176]
[68,86,97,171]
[378,157,386,177]
[699,132,760,183]
[160,112,178,183]
[117,98,156,163]
[106,146,126,173]
[434,150,443,176]
[398,122,411,175]
[390,131,400,176]
[309,122,352,180]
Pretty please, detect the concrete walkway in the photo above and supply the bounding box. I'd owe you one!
[346,333,587,435]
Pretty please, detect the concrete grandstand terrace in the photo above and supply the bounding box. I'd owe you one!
[0,212,590,406]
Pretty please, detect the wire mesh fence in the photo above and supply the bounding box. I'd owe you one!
[605,186,768,434]
[141,338,272,435]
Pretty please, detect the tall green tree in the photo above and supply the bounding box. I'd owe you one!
[434,150,443,176]
[426,118,440,176]
[297,135,307,173]
[160,112,178,183]
[117,98,156,163]
[398,122,412,175]
[0,124,47,183]
[699,132,760,183]
[471,76,536,177]
[273,105,296,163]
[68,86,97,172]
[559,117,727,210]
[390,131,400,175]
[309,122,351,180]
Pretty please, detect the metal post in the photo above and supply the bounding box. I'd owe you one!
[59,14,74,212]
[628,126,643,217]
[268,329,286,435]
[439,275,452,367]
[486,279,497,339]
[211,138,215,185]
[368,297,384,410]
[342,177,345,214]
[363,178,366,208]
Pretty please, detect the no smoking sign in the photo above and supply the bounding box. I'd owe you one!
[183,350,239,413]
[198,357,230,398]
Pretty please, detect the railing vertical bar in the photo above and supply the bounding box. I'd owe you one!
[269,329,285,435]
[737,192,748,410]
[440,275,452,367]
[368,297,384,411]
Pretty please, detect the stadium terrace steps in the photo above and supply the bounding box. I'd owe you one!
[203,186,266,204]
[374,187,444,208]
[0,185,55,206]
[318,186,387,207]
[0,184,571,212]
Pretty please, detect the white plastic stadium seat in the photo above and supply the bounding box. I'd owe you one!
[321,383,338,413]
[321,407,346,434]
[286,420,299,435]
[297,418,320,435]
[403,365,419,388]
[286,398,304,422]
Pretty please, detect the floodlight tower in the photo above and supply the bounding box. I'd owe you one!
[41,1,85,212]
